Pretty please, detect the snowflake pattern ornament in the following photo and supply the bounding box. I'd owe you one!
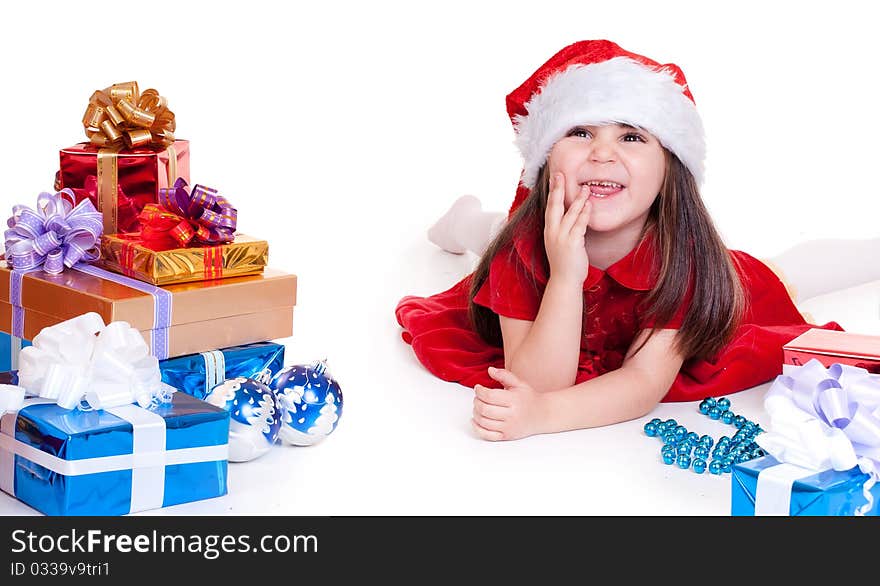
[206,376,284,462]
[271,360,343,446]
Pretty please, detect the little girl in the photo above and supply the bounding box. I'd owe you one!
[395,40,845,441]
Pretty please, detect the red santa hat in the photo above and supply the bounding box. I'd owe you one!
[506,40,705,214]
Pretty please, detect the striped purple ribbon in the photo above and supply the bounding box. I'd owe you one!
[71,264,172,359]
[7,264,173,360]
[10,268,39,338]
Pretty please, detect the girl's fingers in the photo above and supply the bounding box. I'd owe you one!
[544,172,564,230]
[571,191,592,237]
[474,383,513,407]
[486,366,524,390]
[559,186,589,235]
[472,412,505,432]
[471,419,505,441]
[473,398,508,421]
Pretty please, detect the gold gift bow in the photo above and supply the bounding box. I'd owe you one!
[80,82,178,234]
[81,81,176,149]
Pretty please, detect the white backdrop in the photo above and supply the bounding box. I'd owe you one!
[0,0,877,516]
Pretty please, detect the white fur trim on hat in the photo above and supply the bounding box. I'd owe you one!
[513,57,706,189]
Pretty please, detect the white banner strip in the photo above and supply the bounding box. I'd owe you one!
[0,411,18,497]
[754,462,819,516]
[0,433,227,478]
[10,336,22,371]
[200,350,226,395]
[106,404,167,513]
[0,398,53,496]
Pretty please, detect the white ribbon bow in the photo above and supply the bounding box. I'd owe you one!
[757,358,880,515]
[0,312,175,414]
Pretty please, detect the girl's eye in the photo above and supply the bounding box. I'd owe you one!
[568,127,590,138]
[622,133,646,143]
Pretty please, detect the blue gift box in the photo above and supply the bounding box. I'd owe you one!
[731,454,879,516]
[0,334,30,372]
[0,371,230,516]
[158,341,285,399]
[1,333,284,400]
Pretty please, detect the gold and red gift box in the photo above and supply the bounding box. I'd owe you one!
[99,232,268,286]
[783,328,880,373]
[55,139,190,235]
[0,259,296,359]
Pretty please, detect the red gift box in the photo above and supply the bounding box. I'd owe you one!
[783,328,880,373]
[55,139,190,235]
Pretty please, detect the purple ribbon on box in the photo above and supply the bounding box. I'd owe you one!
[6,262,172,359]
[4,190,102,275]
[757,358,880,515]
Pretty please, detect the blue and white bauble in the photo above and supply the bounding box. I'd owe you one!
[271,360,343,446]
[205,376,284,462]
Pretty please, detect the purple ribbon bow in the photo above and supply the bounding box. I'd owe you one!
[157,177,237,244]
[4,190,103,274]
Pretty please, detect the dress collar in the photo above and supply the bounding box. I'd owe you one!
[512,226,660,292]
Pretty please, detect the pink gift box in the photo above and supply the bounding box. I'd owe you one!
[783,328,880,373]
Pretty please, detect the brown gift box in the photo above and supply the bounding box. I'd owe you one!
[0,260,296,359]
[98,233,268,286]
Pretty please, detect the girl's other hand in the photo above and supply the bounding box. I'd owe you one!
[544,172,591,287]
[471,366,549,441]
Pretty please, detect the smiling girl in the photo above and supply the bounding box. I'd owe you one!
[395,40,843,441]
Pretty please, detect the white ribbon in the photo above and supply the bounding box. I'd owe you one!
[755,358,880,516]
[0,397,52,497]
[2,312,175,413]
[200,350,226,396]
[753,462,818,516]
[9,336,22,370]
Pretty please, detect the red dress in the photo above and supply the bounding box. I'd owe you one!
[395,229,844,402]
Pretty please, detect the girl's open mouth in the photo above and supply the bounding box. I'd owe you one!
[583,180,625,199]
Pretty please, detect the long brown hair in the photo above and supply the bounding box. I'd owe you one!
[467,150,745,361]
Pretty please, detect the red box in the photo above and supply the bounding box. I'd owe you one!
[56,139,190,235]
[783,328,880,372]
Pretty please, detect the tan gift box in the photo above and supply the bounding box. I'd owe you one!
[0,260,296,359]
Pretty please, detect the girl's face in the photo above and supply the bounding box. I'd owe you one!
[547,123,666,236]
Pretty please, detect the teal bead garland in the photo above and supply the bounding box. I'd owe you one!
[645,397,766,475]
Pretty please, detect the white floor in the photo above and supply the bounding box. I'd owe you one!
[2,224,878,517]
[3,0,880,518]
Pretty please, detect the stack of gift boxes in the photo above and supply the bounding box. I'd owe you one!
[0,82,297,515]
[731,328,880,516]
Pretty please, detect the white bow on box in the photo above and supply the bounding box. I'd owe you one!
[756,358,880,515]
[1,312,175,413]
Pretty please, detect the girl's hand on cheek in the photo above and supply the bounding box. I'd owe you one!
[544,172,591,287]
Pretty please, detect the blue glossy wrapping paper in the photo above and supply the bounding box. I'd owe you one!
[0,371,230,516]
[731,454,879,516]
[159,341,285,399]
[0,333,30,371]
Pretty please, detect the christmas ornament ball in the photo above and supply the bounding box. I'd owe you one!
[205,376,284,462]
[271,360,343,446]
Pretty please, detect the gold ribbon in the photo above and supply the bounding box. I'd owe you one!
[97,146,120,235]
[81,81,176,149]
